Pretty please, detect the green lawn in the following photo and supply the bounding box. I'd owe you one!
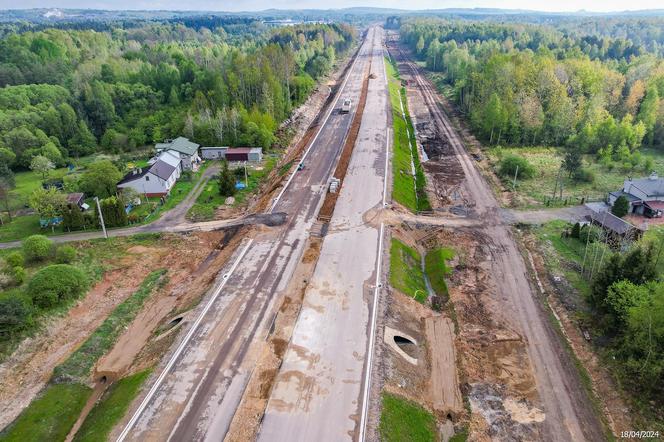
[0,383,92,442]
[52,269,166,383]
[379,392,436,442]
[389,238,427,303]
[424,247,454,297]
[386,57,431,212]
[531,220,607,299]
[74,369,152,442]
[11,169,66,210]
[487,147,664,208]
[187,157,278,221]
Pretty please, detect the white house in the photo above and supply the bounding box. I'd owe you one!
[155,137,201,171]
[149,149,182,171]
[117,159,181,197]
[608,172,664,217]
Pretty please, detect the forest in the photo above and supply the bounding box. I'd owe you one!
[0,19,355,173]
[399,16,664,411]
[400,18,664,171]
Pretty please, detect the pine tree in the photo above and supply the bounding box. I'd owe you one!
[611,195,629,218]
[218,160,236,197]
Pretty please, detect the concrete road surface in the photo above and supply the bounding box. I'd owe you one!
[116,27,376,442]
[258,26,388,442]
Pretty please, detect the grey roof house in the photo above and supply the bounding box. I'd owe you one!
[155,137,201,171]
[608,172,664,218]
[117,158,181,197]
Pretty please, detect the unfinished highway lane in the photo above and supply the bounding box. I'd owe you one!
[115,30,375,442]
[258,26,388,442]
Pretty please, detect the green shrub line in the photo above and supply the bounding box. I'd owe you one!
[385,56,431,212]
[52,269,167,383]
[73,369,152,442]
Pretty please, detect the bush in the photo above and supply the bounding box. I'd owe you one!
[5,251,25,268]
[12,266,27,285]
[22,235,54,262]
[0,293,33,336]
[27,264,88,309]
[579,225,602,244]
[571,222,581,238]
[611,195,629,218]
[499,154,535,180]
[573,168,595,183]
[55,245,77,264]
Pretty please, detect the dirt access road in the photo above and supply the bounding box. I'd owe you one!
[394,44,604,440]
[112,27,373,442]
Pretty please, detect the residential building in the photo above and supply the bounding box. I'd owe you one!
[155,137,201,171]
[117,159,181,197]
[149,149,182,171]
[608,172,664,217]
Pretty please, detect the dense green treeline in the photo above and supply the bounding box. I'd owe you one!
[0,21,355,172]
[400,19,664,166]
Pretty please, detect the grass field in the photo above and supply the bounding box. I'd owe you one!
[532,220,613,299]
[424,247,454,297]
[487,147,664,208]
[52,269,166,382]
[389,238,427,303]
[379,392,436,442]
[0,383,91,442]
[74,369,152,442]
[187,157,277,221]
[186,180,225,221]
[386,57,431,212]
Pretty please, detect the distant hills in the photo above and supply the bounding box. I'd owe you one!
[1,6,664,24]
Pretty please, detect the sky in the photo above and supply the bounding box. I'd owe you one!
[1,0,663,13]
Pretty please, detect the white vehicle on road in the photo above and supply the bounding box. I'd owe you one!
[341,97,352,114]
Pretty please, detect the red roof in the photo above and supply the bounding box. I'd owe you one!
[66,193,84,204]
[645,201,664,210]
[226,148,252,154]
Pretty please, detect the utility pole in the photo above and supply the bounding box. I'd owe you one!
[552,166,562,201]
[512,165,519,191]
[244,162,248,187]
[95,196,108,239]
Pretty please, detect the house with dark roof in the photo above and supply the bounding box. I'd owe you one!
[587,209,644,240]
[155,137,201,171]
[116,158,181,197]
[608,172,664,218]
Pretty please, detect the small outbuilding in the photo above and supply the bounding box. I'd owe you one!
[586,209,644,246]
[200,147,263,162]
